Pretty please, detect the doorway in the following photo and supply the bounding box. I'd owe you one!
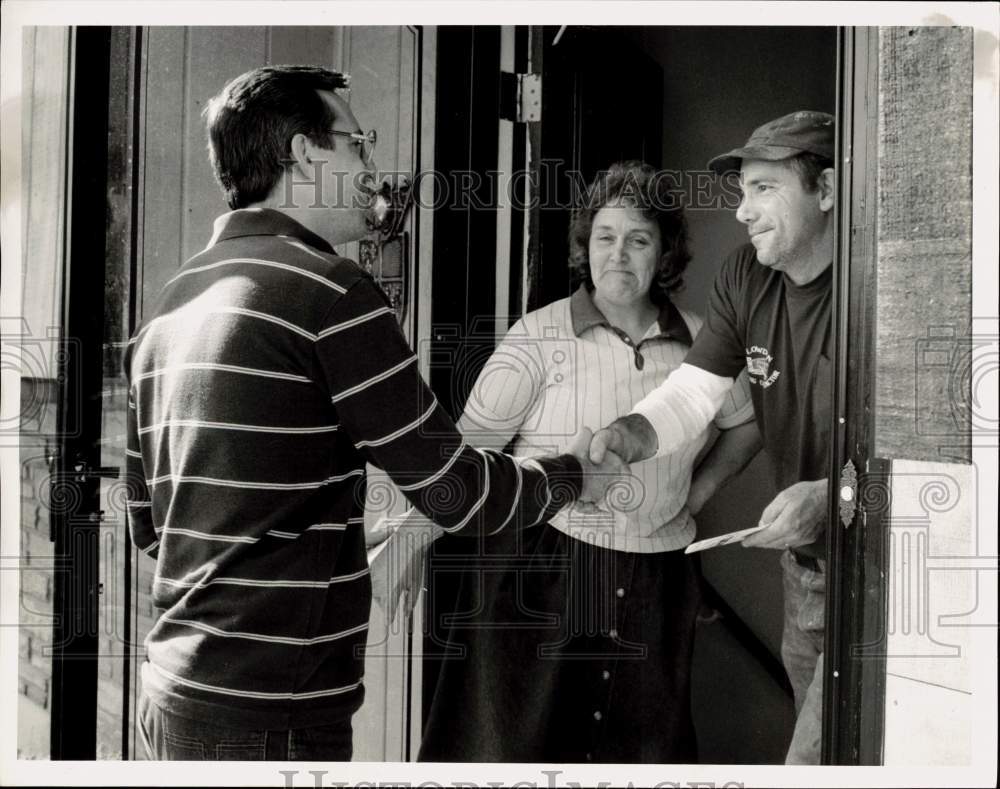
[14,22,982,769]
[423,24,838,765]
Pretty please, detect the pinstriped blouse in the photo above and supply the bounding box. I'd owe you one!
[462,285,755,553]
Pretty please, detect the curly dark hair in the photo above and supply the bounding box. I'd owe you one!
[567,161,691,305]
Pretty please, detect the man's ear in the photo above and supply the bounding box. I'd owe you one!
[288,132,314,178]
[817,167,836,213]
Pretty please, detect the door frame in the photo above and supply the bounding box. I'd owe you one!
[49,24,145,761]
[49,25,113,760]
[822,25,889,766]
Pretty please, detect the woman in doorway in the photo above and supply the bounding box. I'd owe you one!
[375,161,759,763]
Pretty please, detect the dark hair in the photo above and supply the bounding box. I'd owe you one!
[202,65,349,209]
[786,151,835,192]
[567,161,690,304]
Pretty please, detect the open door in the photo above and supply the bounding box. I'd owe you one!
[422,22,666,733]
[523,25,664,312]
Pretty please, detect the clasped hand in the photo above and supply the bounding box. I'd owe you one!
[568,427,628,503]
[370,429,627,624]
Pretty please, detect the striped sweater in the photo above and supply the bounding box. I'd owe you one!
[124,208,581,729]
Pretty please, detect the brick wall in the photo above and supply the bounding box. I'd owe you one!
[18,374,158,759]
[18,378,58,759]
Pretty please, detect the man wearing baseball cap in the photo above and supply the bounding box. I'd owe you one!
[589,110,836,764]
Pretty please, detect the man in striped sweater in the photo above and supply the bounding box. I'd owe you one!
[125,65,623,761]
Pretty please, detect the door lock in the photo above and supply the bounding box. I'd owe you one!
[838,458,858,528]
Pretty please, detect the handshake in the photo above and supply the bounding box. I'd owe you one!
[369,415,654,624]
[569,426,627,504]
[577,414,658,502]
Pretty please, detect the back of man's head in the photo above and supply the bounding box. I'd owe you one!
[203,65,349,209]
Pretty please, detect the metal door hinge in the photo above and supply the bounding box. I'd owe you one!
[499,72,541,123]
[838,458,858,527]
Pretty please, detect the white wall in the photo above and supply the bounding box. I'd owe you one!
[882,459,980,765]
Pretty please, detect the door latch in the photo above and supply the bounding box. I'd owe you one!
[838,458,858,528]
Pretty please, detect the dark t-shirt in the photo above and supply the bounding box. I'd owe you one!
[685,244,832,554]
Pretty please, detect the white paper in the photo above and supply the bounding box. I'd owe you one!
[683,523,767,553]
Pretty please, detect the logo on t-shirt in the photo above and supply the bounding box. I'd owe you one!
[746,345,781,388]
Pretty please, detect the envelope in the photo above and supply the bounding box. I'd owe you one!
[683,523,767,554]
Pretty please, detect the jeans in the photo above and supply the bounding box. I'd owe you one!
[779,548,826,765]
[138,692,353,761]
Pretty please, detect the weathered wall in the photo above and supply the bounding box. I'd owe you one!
[875,26,974,464]
[875,25,978,769]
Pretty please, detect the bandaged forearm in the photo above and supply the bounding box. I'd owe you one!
[630,363,737,458]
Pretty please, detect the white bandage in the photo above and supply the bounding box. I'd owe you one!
[631,363,736,458]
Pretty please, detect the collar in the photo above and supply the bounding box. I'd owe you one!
[569,284,693,346]
[783,260,834,296]
[207,208,335,255]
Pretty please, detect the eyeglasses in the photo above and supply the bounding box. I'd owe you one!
[328,128,377,166]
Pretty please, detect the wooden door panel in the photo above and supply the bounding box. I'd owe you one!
[139,27,187,314]
[268,27,340,66]
[183,28,268,261]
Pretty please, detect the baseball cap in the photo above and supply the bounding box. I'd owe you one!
[707,110,835,174]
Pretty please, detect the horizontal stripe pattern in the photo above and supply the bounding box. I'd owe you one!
[139,418,338,435]
[134,361,314,384]
[329,354,417,403]
[317,305,393,338]
[145,661,361,701]
[161,615,369,646]
[125,208,581,730]
[157,569,368,590]
[166,256,348,294]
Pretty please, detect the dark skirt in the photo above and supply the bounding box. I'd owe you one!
[418,523,702,763]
